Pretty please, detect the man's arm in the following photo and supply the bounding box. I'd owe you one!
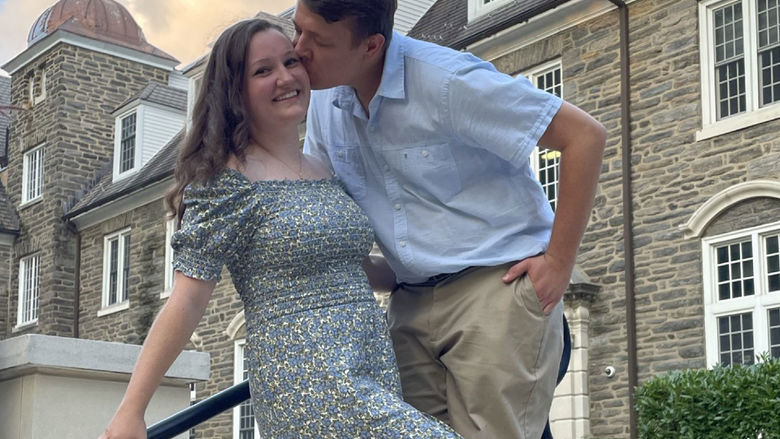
[502,101,606,313]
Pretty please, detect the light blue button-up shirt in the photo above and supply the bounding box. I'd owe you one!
[304,32,562,283]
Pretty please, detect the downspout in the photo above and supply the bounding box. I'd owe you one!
[66,221,81,339]
[607,1,637,438]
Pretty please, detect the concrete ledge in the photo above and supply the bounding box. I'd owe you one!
[0,334,210,382]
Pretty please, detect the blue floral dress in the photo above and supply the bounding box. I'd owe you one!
[171,168,461,438]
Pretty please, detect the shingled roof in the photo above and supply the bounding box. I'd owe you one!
[64,129,182,219]
[409,0,573,49]
[115,81,187,114]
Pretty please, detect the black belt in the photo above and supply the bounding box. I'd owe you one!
[403,266,475,287]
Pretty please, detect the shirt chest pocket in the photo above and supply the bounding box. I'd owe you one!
[330,145,367,200]
[385,144,462,202]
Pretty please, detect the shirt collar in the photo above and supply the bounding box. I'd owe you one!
[330,31,406,111]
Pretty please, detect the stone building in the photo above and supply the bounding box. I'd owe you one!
[410,0,780,438]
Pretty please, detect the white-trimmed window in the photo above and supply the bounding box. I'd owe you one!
[101,228,131,314]
[17,253,40,327]
[234,340,258,439]
[703,221,780,366]
[698,0,780,140]
[162,218,175,298]
[468,0,510,21]
[525,60,563,211]
[119,112,137,174]
[22,144,44,204]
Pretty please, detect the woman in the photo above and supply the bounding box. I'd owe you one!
[100,19,461,439]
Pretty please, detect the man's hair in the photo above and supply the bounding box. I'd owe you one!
[301,0,397,45]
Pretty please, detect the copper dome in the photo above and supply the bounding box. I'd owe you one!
[28,0,177,62]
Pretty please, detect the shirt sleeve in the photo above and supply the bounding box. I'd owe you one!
[303,93,334,170]
[445,61,563,168]
[171,179,249,283]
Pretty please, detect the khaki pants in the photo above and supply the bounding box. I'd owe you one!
[387,264,564,439]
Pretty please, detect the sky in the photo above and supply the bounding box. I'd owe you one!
[0,0,297,72]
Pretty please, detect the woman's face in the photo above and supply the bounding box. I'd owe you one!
[242,29,311,131]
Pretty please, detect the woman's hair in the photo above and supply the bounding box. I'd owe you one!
[165,19,285,223]
[301,0,397,45]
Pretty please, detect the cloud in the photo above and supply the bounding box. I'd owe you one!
[0,0,296,68]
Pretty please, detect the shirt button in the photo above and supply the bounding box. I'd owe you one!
[384,164,390,171]
[394,204,401,211]
[337,151,344,158]
[400,241,407,248]
[422,150,429,157]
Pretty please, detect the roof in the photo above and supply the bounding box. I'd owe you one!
[395,0,437,35]
[409,0,574,49]
[115,81,187,114]
[28,0,178,63]
[65,129,182,219]
[0,182,20,234]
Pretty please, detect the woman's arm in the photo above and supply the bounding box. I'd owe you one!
[99,272,215,439]
[362,244,397,293]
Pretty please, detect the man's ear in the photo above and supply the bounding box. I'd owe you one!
[363,33,386,59]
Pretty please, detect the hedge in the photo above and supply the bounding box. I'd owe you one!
[635,355,780,439]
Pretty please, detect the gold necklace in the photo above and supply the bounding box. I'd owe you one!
[252,146,305,180]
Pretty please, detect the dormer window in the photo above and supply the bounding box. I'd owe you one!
[119,112,137,173]
[468,0,510,22]
[112,82,186,181]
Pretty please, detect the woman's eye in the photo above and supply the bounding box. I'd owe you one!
[285,57,301,66]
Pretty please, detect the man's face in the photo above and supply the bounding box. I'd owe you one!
[292,1,365,90]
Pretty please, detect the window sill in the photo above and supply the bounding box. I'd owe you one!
[13,320,38,333]
[97,301,129,317]
[19,196,44,210]
[696,105,780,142]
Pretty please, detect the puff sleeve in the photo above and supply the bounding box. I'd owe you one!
[171,176,254,283]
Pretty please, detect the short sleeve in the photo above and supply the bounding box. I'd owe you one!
[171,177,252,282]
[446,62,563,168]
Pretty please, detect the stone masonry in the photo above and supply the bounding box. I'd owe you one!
[486,0,780,436]
[4,43,168,338]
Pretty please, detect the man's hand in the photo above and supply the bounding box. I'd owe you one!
[502,253,572,314]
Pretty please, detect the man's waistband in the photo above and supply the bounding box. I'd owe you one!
[401,266,476,287]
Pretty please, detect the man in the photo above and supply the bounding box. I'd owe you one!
[293,1,606,438]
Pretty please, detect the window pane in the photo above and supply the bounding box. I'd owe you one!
[768,235,780,292]
[715,239,755,300]
[122,234,130,302]
[109,238,118,305]
[769,308,780,358]
[120,113,136,173]
[238,345,255,439]
[718,312,754,366]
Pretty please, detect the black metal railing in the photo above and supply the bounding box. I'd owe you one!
[147,380,250,439]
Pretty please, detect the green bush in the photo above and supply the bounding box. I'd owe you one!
[635,355,780,439]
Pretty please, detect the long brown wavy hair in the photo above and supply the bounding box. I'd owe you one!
[165,19,285,223]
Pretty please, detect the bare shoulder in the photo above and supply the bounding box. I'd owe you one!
[303,153,334,179]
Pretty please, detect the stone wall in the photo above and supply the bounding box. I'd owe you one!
[5,43,168,337]
[0,243,12,337]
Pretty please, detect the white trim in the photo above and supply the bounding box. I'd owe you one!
[2,29,177,75]
[21,144,45,205]
[467,0,620,62]
[226,310,246,340]
[161,218,175,298]
[101,228,131,312]
[17,253,40,327]
[233,339,259,439]
[701,221,780,367]
[680,180,780,239]
[697,0,780,140]
[96,300,130,317]
[69,178,172,230]
[186,73,204,131]
[113,108,141,181]
[468,0,512,22]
